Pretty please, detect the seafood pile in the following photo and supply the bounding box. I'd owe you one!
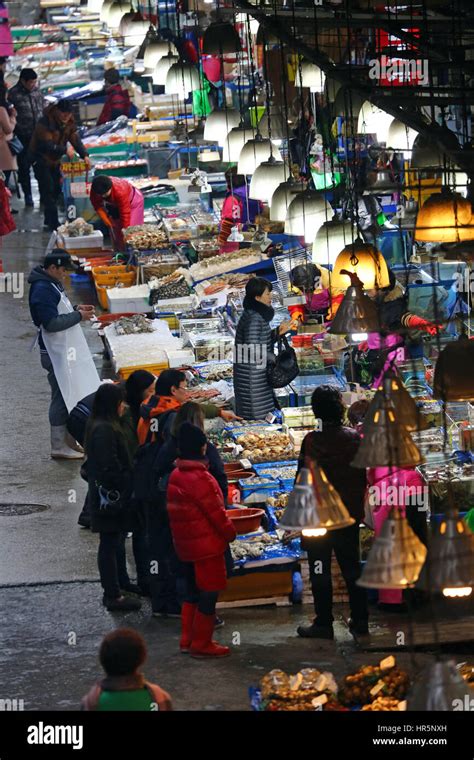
[197,272,253,297]
[338,659,410,708]
[260,669,344,712]
[230,533,276,561]
[186,387,221,402]
[114,315,154,335]
[458,663,474,688]
[149,272,190,303]
[197,362,233,382]
[192,238,220,260]
[57,218,94,237]
[235,432,295,463]
[190,249,265,281]
[123,224,168,250]
[258,466,297,480]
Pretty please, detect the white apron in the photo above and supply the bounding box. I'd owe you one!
[40,286,101,412]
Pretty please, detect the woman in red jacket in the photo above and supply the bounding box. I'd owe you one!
[90,175,144,251]
[167,422,237,659]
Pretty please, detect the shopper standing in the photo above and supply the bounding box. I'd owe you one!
[0,80,17,185]
[29,100,91,230]
[8,68,45,207]
[296,385,369,639]
[90,174,144,251]
[97,69,132,125]
[167,423,236,658]
[85,384,141,612]
[28,249,99,459]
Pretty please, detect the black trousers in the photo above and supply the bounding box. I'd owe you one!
[305,524,368,627]
[147,504,182,614]
[97,531,130,600]
[17,146,39,198]
[34,159,61,228]
[177,562,218,616]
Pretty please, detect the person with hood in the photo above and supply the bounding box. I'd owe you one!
[8,68,45,207]
[218,167,262,247]
[28,249,99,459]
[90,174,144,251]
[29,99,91,230]
[296,385,369,640]
[233,277,295,420]
[97,69,131,126]
[167,422,236,658]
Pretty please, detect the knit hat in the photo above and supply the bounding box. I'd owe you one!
[178,422,207,458]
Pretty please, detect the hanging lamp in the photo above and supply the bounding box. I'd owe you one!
[237,137,282,175]
[295,61,326,93]
[278,468,327,537]
[357,100,393,144]
[165,62,200,98]
[408,660,472,711]
[222,126,253,163]
[312,219,355,268]
[248,158,287,203]
[309,464,355,531]
[433,335,474,401]
[153,53,179,86]
[100,0,115,23]
[351,396,424,469]
[365,371,420,432]
[329,271,380,334]
[202,21,242,55]
[144,39,178,70]
[333,89,365,119]
[387,119,418,156]
[331,241,391,290]
[357,509,427,590]
[410,134,446,169]
[119,14,149,47]
[417,510,474,598]
[414,190,474,243]
[106,0,131,29]
[284,190,333,244]
[203,109,240,145]
[258,105,291,141]
[270,180,306,222]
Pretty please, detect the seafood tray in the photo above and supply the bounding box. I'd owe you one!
[238,477,280,502]
[194,360,233,382]
[123,224,168,250]
[191,238,221,260]
[232,431,295,463]
[253,462,298,491]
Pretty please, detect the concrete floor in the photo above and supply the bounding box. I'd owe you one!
[0,206,469,711]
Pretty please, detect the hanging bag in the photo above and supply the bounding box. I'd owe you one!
[267,334,299,389]
[96,483,125,517]
[8,134,23,156]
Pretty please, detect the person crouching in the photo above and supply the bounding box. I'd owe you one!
[167,422,237,658]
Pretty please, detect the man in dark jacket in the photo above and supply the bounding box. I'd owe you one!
[29,100,91,230]
[28,249,95,459]
[97,69,131,126]
[296,385,369,640]
[8,68,45,207]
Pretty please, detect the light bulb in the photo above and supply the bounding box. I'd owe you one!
[351,332,368,342]
[442,587,472,598]
[302,528,327,537]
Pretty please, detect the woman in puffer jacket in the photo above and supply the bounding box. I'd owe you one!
[167,422,236,659]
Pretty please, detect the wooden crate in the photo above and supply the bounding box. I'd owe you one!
[218,569,293,606]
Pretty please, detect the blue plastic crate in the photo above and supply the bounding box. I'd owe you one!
[238,477,279,502]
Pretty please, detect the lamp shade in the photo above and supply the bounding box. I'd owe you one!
[119,15,149,46]
[414,191,474,243]
[258,106,291,140]
[237,138,282,175]
[270,180,306,222]
[433,336,474,401]
[222,127,253,163]
[387,119,418,154]
[100,0,115,23]
[295,61,326,93]
[153,53,179,86]
[333,88,365,119]
[410,134,446,169]
[165,62,200,98]
[203,109,240,145]
[417,512,474,597]
[278,468,326,536]
[366,371,420,432]
[88,0,104,12]
[357,100,393,144]
[202,21,242,55]
[284,190,333,244]
[310,465,355,531]
[313,220,355,267]
[248,159,287,202]
[351,398,425,468]
[106,0,131,29]
[357,509,427,589]
[408,660,472,711]
[331,242,391,290]
[329,277,380,334]
[144,40,177,69]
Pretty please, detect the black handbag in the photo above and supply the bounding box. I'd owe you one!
[8,135,24,156]
[267,334,299,389]
[96,483,125,517]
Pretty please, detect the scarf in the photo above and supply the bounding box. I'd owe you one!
[243,295,275,323]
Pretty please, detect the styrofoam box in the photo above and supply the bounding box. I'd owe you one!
[59,231,104,250]
[107,284,151,314]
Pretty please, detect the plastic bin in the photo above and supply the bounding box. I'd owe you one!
[118,361,169,381]
[58,231,104,251]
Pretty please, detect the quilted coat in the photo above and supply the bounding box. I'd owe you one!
[90,176,139,231]
[167,459,236,563]
[233,297,278,420]
[8,81,46,141]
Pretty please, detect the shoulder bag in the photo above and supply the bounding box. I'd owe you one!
[266,334,299,389]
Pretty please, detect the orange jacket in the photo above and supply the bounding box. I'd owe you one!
[90,176,136,230]
[137,395,182,446]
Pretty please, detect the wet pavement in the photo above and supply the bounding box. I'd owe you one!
[0,207,470,711]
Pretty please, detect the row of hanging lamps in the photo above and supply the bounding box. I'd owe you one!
[249,156,287,203]
[270,179,306,222]
[357,100,393,144]
[165,61,200,98]
[312,219,355,268]
[202,21,242,55]
[331,242,391,290]
[387,119,418,156]
[329,271,380,334]
[204,109,240,145]
[284,190,334,244]
[222,126,253,163]
[417,511,474,598]
[278,466,354,536]
[414,190,474,243]
[357,509,427,590]
[238,136,282,175]
[295,60,326,93]
[153,52,178,85]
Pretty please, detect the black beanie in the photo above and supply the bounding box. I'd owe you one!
[178,422,207,458]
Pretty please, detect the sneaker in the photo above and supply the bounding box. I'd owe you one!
[104,596,142,612]
[348,618,370,636]
[296,623,334,640]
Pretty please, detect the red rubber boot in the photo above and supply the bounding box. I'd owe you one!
[190,610,230,658]
[180,602,198,653]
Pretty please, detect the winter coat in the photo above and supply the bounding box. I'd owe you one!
[28,104,88,167]
[97,84,131,126]
[90,176,140,231]
[0,106,17,171]
[233,297,277,420]
[28,265,81,354]
[0,177,15,236]
[81,673,172,711]
[8,81,46,142]
[85,420,134,533]
[298,426,366,522]
[153,436,228,503]
[137,394,220,446]
[167,459,236,563]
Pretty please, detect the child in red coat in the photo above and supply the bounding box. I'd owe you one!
[167,422,237,658]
